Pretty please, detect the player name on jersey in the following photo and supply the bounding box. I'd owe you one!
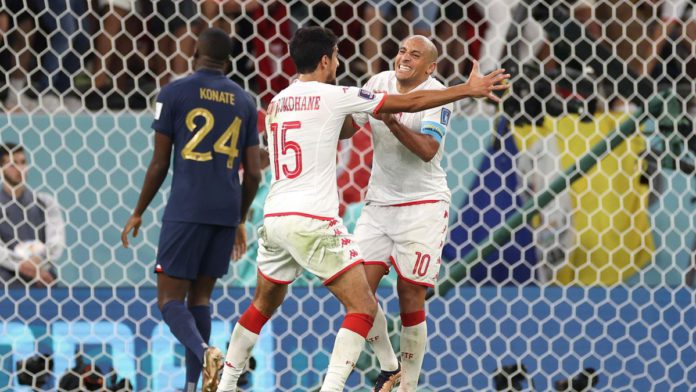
[268,95,321,115]
[199,88,236,106]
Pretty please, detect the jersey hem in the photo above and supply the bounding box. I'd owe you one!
[389,256,435,288]
[372,93,388,115]
[258,268,293,285]
[264,212,335,221]
[323,259,365,285]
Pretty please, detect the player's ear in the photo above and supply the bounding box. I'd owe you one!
[427,62,436,75]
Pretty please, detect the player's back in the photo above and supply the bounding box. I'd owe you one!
[263,81,385,218]
[152,69,259,227]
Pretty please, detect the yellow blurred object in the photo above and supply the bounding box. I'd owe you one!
[512,113,654,285]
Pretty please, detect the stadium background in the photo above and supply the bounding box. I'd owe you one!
[1,0,695,390]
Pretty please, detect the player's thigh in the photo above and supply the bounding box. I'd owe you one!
[279,216,364,285]
[156,274,191,309]
[256,223,303,285]
[396,278,427,313]
[355,205,394,287]
[156,221,212,281]
[199,225,236,279]
[252,270,289,316]
[391,202,449,288]
[325,264,377,317]
[188,275,217,307]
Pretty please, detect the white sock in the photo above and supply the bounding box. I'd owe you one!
[366,305,399,372]
[320,328,366,392]
[398,321,427,392]
[216,324,259,392]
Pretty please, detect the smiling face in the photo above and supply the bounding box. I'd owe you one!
[394,36,438,88]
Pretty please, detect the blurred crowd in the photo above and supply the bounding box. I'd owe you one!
[0,0,693,113]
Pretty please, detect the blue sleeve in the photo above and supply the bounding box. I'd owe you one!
[151,86,175,138]
[245,97,260,148]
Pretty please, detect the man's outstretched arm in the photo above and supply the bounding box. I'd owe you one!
[379,60,510,114]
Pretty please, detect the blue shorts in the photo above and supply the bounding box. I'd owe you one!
[155,221,236,280]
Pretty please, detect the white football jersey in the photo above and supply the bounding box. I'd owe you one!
[264,80,387,217]
[353,71,452,205]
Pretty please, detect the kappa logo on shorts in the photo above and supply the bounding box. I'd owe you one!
[440,108,451,126]
[358,89,375,100]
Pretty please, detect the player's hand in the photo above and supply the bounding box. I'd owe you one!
[464,60,511,103]
[231,223,247,261]
[121,215,142,248]
[371,112,395,123]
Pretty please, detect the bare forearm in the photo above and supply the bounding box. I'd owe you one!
[133,162,169,216]
[382,85,472,114]
[383,117,439,162]
[240,171,261,223]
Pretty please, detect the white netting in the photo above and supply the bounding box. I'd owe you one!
[1,0,695,390]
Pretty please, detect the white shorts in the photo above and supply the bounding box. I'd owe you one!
[354,201,449,287]
[257,213,364,285]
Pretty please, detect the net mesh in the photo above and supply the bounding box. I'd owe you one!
[1,0,695,390]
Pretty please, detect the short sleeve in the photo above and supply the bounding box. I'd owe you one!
[329,86,387,118]
[351,76,379,126]
[419,104,453,143]
[151,86,175,137]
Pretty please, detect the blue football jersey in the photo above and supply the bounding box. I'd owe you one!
[152,68,259,227]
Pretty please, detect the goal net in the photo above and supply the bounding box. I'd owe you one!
[1,0,695,390]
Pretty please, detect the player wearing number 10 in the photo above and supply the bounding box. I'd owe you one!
[216,26,510,392]
[121,28,261,392]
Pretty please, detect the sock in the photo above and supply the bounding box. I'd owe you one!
[366,304,399,372]
[185,305,211,390]
[398,311,427,392]
[218,305,270,391]
[320,313,374,392]
[160,300,207,363]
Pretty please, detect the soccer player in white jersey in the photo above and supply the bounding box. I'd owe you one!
[350,36,463,392]
[216,27,509,392]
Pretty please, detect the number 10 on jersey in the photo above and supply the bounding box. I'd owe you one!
[270,121,302,180]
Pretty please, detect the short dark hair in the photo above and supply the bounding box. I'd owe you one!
[0,143,22,162]
[290,26,338,74]
[197,27,234,62]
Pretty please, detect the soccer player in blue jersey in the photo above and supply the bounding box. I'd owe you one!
[121,27,261,392]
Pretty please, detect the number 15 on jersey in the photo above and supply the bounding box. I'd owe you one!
[270,121,303,180]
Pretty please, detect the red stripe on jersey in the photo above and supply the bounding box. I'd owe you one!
[372,93,388,115]
[364,261,390,273]
[323,259,365,286]
[388,200,440,207]
[258,268,293,285]
[390,256,435,288]
[264,212,335,221]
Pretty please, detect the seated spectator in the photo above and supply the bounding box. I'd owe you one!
[0,143,65,288]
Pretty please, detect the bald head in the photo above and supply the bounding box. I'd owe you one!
[402,35,438,63]
[197,27,233,63]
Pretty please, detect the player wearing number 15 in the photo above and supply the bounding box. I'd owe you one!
[216,26,510,392]
[120,28,261,392]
